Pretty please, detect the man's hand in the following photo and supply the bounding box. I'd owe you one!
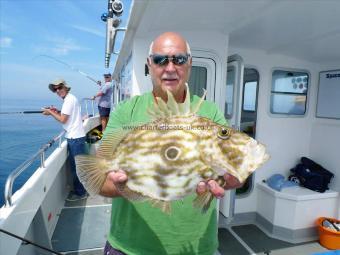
[108,170,128,184]
[42,106,58,115]
[42,108,52,115]
[196,173,243,198]
[100,170,128,197]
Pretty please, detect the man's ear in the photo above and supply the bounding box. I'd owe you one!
[145,58,152,76]
[145,64,149,76]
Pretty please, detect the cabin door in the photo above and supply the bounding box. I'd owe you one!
[219,55,245,218]
[188,56,216,100]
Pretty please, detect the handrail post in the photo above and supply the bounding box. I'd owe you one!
[92,99,95,117]
[4,175,13,207]
[40,151,45,168]
[85,100,89,117]
[81,98,96,118]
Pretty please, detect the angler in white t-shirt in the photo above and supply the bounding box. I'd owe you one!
[42,78,87,201]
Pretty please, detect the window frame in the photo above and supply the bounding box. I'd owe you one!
[269,68,310,117]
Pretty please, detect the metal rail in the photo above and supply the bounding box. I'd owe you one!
[4,131,65,207]
[82,97,96,117]
[3,98,97,207]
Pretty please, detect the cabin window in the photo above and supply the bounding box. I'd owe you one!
[188,66,207,96]
[270,70,308,115]
[243,81,257,111]
[119,54,133,101]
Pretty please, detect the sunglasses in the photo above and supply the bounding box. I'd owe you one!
[54,85,64,91]
[149,54,190,66]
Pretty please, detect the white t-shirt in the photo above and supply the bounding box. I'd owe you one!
[61,93,85,139]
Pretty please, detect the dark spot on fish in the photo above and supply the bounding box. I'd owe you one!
[160,191,169,198]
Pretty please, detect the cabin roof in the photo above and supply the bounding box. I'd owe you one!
[112,0,340,74]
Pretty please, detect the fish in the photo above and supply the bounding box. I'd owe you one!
[75,84,269,213]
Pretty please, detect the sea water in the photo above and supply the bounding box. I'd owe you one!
[0,98,63,207]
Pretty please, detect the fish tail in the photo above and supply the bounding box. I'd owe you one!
[75,155,110,195]
[193,191,214,214]
[150,199,172,214]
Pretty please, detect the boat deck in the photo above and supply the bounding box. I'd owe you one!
[52,195,111,255]
[51,195,329,255]
[218,224,328,255]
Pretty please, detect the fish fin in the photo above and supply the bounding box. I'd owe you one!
[150,199,172,214]
[115,183,149,202]
[75,155,110,195]
[149,96,172,118]
[166,89,180,115]
[148,83,192,118]
[147,106,165,120]
[193,190,214,214]
[178,83,191,115]
[96,128,130,159]
[156,97,171,117]
[191,88,207,114]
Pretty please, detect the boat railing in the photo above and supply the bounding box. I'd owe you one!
[4,131,66,208]
[82,97,96,117]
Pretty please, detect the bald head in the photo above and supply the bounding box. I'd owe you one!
[149,32,191,56]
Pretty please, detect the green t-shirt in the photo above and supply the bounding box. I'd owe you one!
[105,92,227,255]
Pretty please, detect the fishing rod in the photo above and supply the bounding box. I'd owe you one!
[34,54,99,85]
[0,110,44,114]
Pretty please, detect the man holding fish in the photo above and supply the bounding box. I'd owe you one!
[76,32,269,255]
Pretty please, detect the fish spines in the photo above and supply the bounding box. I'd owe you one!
[148,83,208,120]
[75,155,112,196]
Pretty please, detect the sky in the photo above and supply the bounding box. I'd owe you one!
[0,0,131,102]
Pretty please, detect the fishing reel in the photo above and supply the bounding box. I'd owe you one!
[109,0,123,17]
[102,0,123,25]
[101,12,121,28]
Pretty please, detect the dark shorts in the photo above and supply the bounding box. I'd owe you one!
[98,106,110,117]
[103,241,126,255]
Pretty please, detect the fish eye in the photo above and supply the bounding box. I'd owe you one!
[218,128,231,140]
[164,146,181,161]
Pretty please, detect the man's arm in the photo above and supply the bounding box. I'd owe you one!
[93,83,110,99]
[93,91,104,99]
[42,108,69,124]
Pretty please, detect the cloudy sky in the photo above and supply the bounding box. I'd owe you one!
[0,0,131,102]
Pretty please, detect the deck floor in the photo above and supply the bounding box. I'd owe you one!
[52,195,331,255]
[218,225,329,255]
[51,194,111,254]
